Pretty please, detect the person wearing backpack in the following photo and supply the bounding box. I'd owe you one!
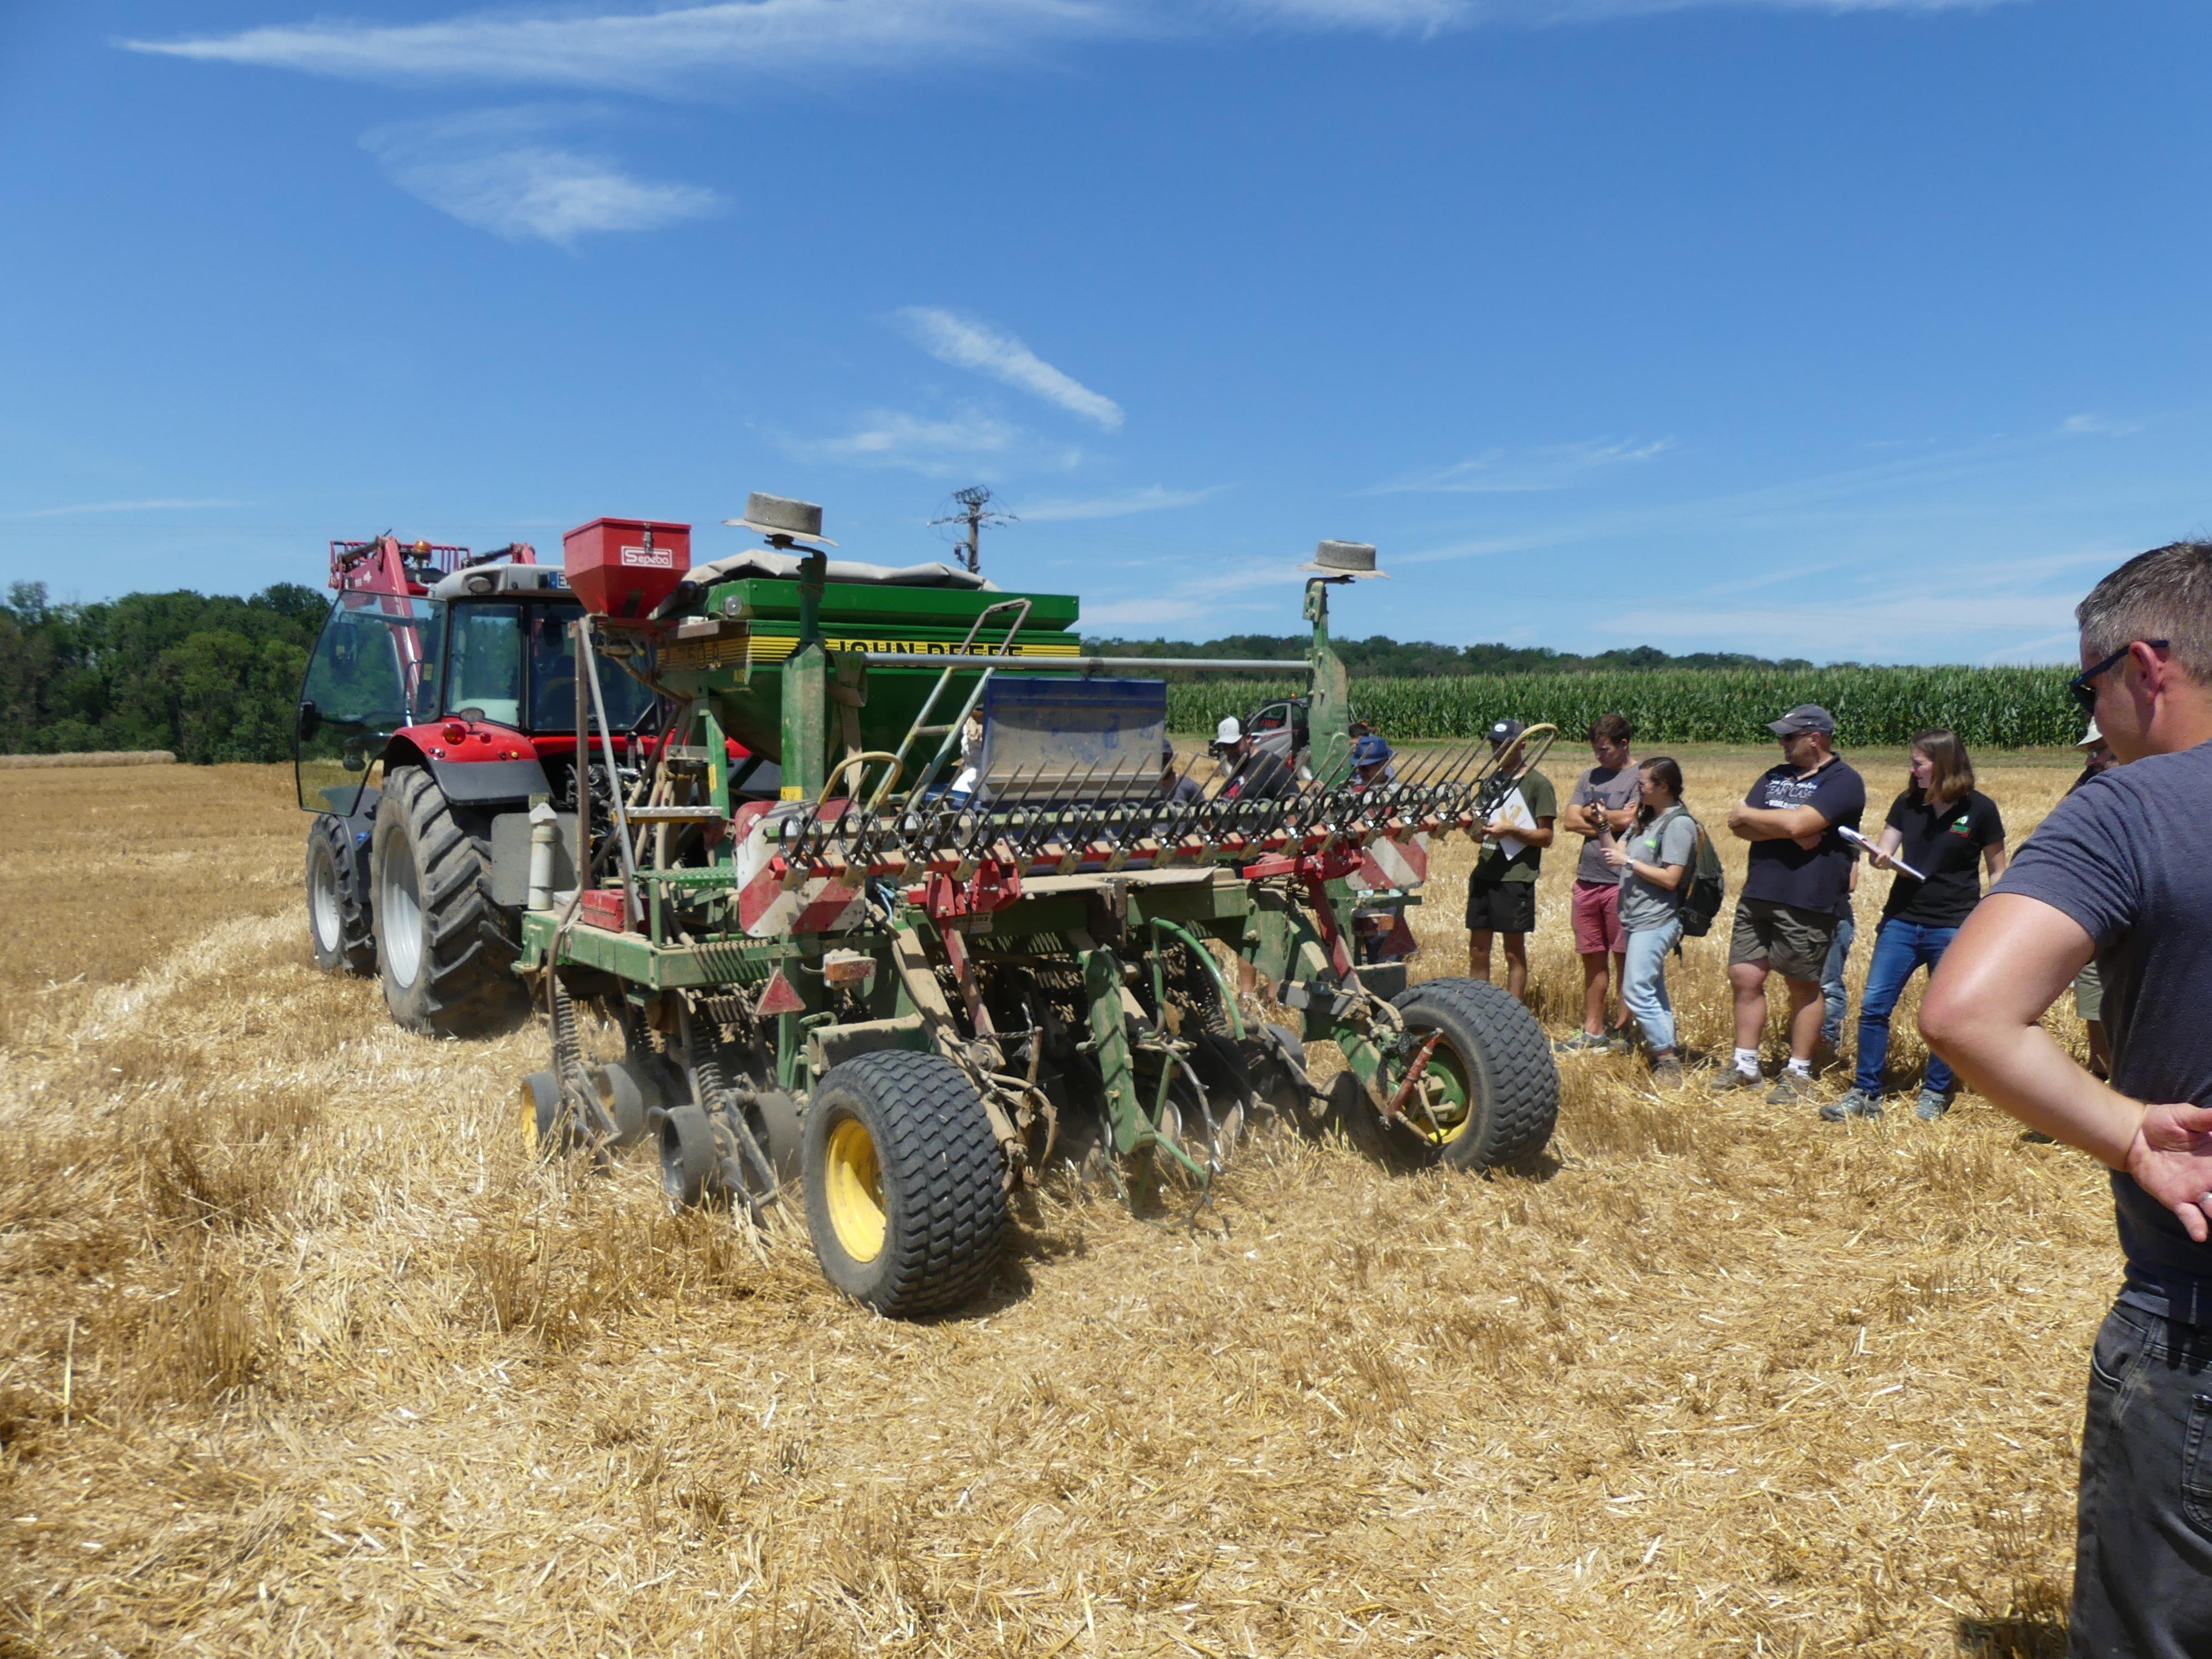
[1602,757,1702,1089]
[1823,729,2007,1122]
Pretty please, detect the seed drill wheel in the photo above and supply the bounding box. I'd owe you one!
[1383,976,1558,1172]
[305,814,374,974]
[801,1051,1007,1317]
[370,766,528,1036]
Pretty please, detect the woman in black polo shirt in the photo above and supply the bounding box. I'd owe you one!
[1824,729,2006,1122]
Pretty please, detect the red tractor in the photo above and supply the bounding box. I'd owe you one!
[292,532,764,1035]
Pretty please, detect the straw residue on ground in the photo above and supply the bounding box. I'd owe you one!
[0,752,2100,1656]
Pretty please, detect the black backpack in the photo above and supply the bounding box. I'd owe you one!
[1658,806,1726,938]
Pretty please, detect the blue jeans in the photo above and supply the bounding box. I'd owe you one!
[1820,912,1855,1047]
[1853,917,1959,1097]
[1621,918,1684,1053]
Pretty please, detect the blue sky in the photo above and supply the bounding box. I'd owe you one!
[2,0,2205,662]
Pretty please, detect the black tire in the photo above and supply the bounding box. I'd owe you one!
[802,1051,1007,1318]
[659,1103,723,1206]
[589,1061,659,1150]
[1387,976,1558,1171]
[370,766,528,1036]
[306,814,374,974]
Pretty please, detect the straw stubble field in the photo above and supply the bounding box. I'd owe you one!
[0,749,2106,1656]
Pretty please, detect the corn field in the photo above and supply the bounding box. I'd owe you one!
[1170,665,2080,748]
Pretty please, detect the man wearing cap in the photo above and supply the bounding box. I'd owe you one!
[1214,716,1292,800]
[1466,719,1556,1005]
[1719,705,1867,1103]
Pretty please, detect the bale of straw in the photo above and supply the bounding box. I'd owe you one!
[0,750,176,769]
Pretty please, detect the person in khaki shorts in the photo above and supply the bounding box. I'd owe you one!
[1715,705,1866,1104]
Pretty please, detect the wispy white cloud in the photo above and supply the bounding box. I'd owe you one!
[1017,484,1227,521]
[787,407,1019,474]
[123,1,1130,91]
[124,0,2010,93]
[363,109,721,244]
[1367,436,1672,495]
[894,307,1123,430]
[1082,557,1305,625]
[16,498,246,518]
[2060,411,2143,437]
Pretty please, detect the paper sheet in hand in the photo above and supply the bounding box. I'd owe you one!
[1491,786,1539,859]
[1840,825,1926,882]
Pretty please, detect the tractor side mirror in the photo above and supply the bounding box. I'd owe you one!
[296,700,321,742]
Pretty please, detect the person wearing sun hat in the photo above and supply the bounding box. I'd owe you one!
[1716,704,1867,1104]
[1465,717,1555,1005]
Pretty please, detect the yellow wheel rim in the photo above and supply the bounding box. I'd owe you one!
[1401,1038,1475,1146]
[824,1117,887,1262]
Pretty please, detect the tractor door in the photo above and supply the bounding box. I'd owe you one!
[295,594,445,815]
[1244,697,1306,768]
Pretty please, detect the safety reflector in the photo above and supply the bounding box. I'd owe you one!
[755,967,805,1018]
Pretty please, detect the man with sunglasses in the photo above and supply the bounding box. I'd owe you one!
[1923,541,2212,1656]
[1717,705,1866,1103]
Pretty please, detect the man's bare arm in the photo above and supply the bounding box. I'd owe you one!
[1726,804,1831,842]
[1922,893,2212,1241]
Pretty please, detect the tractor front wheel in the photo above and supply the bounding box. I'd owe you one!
[306,813,374,974]
[802,1051,1006,1317]
[371,766,527,1036]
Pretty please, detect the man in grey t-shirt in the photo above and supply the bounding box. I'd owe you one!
[1557,713,1643,1053]
[1923,541,2212,1657]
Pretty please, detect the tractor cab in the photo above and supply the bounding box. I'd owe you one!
[294,561,656,819]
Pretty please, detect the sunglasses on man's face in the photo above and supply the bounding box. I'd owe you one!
[2069,640,2169,718]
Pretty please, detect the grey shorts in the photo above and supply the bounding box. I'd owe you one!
[1728,898,1838,983]
[2075,961,2104,1023]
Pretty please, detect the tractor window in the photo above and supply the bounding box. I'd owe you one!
[295,594,444,816]
[445,604,524,727]
[520,604,655,734]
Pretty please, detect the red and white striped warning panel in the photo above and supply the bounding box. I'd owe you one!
[733,801,870,938]
[1349,831,1428,894]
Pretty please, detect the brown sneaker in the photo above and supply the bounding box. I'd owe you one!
[1710,1065,1763,1094]
[1766,1071,1814,1106]
[1648,1052,1684,1089]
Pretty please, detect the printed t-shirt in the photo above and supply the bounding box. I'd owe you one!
[1568,765,1642,884]
[1739,758,1865,915]
[1996,742,2212,1321]
[1474,769,1556,886]
[1879,787,2004,927]
[1618,807,1701,932]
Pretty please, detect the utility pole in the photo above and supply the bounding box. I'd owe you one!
[930,486,1015,576]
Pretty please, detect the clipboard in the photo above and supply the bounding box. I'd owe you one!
[1490,786,1540,859]
[1839,825,1926,882]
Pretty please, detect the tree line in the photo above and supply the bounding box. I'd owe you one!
[0,582,327,762]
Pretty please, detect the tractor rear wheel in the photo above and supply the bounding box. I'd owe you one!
[802,1051,1006,1317]
[306,814,374,974]
[1385,976,1558,1171]
[371,766,527,1036]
